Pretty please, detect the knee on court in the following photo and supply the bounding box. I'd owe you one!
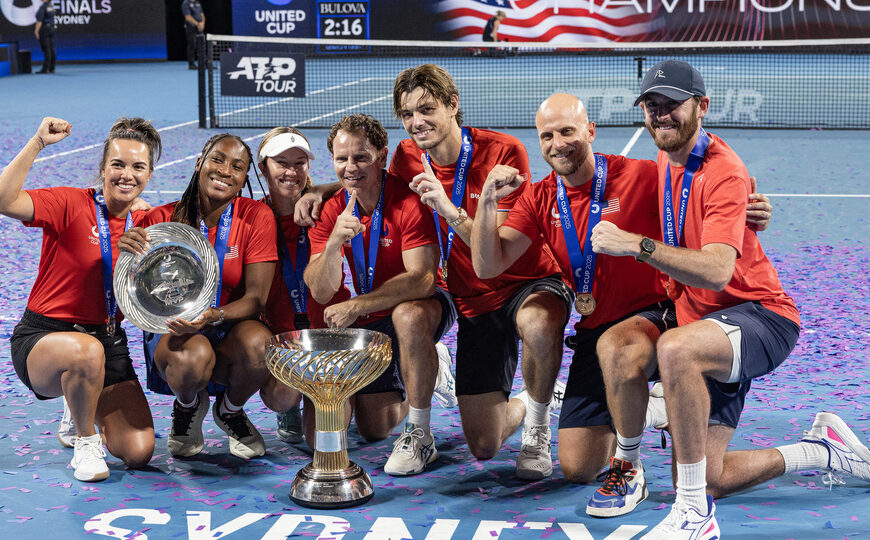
[465,434,502,461]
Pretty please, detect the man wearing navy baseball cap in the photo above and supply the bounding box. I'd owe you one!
[591,59,870,538]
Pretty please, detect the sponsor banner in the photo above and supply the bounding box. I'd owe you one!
[220,52,306,97]
[232,0,316,37]
[0,0,165,61]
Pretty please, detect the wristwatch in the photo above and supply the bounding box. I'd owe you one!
[636,237,656,262]
[210,308,226,326]
[446,207,468,228]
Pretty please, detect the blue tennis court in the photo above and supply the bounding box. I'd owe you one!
[0,62,868,539]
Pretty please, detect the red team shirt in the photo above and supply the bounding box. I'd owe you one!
[262,212,351,333]
[23,187,147,325]
[504,156,668,330]
[389,127,561,317]
[143,197,278,307]
[308,174,439,324]
[658,132,800,326]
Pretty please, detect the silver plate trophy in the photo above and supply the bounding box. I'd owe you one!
[114,222,220,334]
[266,328,392,508]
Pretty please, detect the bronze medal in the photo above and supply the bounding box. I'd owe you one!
[575,293,596,316]
[441,258,448,281]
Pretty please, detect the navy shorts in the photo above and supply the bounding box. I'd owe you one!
[455,275,574,396]
[559,301,676,429]
[701,301,800,428]
[356,286,456,398]
[143,322,235,396]
[11,309,138,400]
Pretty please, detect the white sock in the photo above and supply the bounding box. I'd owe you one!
[408,406,431,432]
[614,432,643,463]
[676,458,708,513]
[219,394,243,416]
[178,394,199,409]
[524,396,550,427]
[777,441,830,473]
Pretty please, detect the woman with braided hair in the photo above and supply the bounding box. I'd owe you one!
[119,133,278,460]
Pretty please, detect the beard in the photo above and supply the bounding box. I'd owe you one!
[545,143,589,178]
[646,109,701,153]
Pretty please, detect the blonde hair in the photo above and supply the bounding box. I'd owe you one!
[258,126,314,193]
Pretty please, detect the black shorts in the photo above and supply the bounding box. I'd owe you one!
[455,275,574,396]
[356,287,457,398]
[10,309,137,400]
[143,322,236,396]
[559,301,677,429]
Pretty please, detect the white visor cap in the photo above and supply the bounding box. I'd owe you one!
[258,132,315,163]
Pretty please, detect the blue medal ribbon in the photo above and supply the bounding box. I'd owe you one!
[280,225,308,315]
[663,128,710,247]
[93,191,133,335]
[426,126,473,278]
[345,173,386,295]
[556,154,607,300]
[199,202,233,307]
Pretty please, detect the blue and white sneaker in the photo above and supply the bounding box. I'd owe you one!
[384,424,438,476]
[433,342,458,408]
[641,495,720,540]
[802,411,870,482]
[586,457,648,517]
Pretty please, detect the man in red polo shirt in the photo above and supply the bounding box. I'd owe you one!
[592,60,869,537]
[389,64,574,480]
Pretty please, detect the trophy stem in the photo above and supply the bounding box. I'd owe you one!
[312,401,350,471]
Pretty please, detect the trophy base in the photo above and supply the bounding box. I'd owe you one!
[289,461,375,509]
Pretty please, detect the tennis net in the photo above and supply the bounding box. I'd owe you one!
[200,35,870,130]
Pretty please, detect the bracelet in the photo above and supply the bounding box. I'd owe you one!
[210,308,225,326]
[33,135,46,151]
[446,207,467,228]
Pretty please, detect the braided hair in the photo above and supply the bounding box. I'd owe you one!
[170,133,257,226]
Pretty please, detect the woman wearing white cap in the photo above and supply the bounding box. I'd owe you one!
[255,127,347,446]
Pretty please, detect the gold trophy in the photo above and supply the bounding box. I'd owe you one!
[266,328,392,508]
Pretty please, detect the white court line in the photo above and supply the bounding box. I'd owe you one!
[29,76,376,164]
[33,119,200,163]
[155,95,392,171]
[767,194,869,198]
[619,127,644,157]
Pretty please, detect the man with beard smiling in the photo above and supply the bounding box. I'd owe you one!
[587,60,869,538]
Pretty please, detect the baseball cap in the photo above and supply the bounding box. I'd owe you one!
[258,132,315,163]
[634,60,706,106]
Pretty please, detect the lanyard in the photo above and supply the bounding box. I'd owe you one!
[199,202,233,307]
[346,173,386,295]
[663,128,710,247]
[93,191,133,335]
[426,126,473,275]
[556,154,607,297]
[280,224,308,314]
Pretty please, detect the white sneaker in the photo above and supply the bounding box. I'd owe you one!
[550,379,566,414]
[801,411,870,482]
[432,342,458,408]
[641,496,720,540]
[213,393,266,460]
[168,390,209,458]
[384,424,438,476]
[516,424,553,480]
[515,380,565,417]
[58,396,77,448]
[646,382,669,430]
[70,434,109,482]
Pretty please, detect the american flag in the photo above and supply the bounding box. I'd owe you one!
[434,0,658,42]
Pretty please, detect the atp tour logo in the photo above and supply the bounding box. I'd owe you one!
[0,0,38,26]
[220,52,305,97]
